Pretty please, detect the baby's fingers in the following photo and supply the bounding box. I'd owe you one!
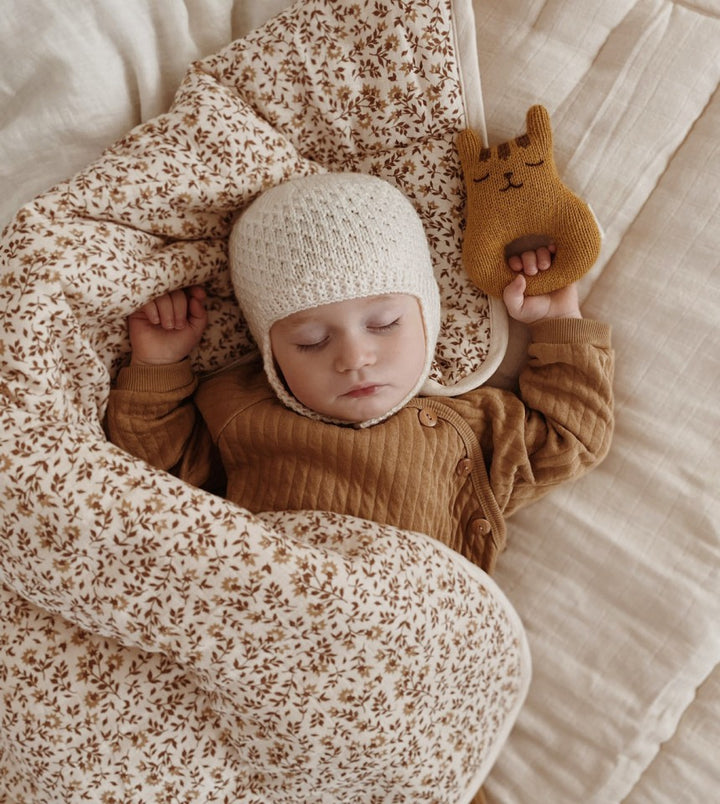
[187,290,209,331]
[508,250,540,275]
[507,243,556,275]
[508,254,524,273]
[130,299,161,326]
[152,290,190,330]
[536,243,556,271]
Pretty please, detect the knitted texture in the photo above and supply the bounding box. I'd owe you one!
[456,105,601,298]
[228,172,441,426]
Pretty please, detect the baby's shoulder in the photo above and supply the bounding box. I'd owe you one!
[197,355,271,407]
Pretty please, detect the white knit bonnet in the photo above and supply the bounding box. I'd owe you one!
[228,172,441,426]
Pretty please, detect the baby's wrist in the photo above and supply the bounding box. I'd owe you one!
[536,309,583,322]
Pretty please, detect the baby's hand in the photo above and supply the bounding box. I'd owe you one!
[128,285,208,366]
[503,245,582,323]
[507,243,556,277]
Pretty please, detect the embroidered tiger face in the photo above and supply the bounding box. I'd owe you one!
[456,105,601,297]
[472,132,549,197]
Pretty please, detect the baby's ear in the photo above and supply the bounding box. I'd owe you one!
[525,105,553,152]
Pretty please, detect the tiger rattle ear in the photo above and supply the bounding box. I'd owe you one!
[525,104,553,150]
[457,105,601,298]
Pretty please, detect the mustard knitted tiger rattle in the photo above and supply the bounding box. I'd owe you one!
[457,105,601,297]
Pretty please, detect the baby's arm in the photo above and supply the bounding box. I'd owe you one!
[477,315,614,520]
[492,251,611,507]
[106,286,220,492]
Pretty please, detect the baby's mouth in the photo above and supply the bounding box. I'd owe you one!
[344,384,381,398]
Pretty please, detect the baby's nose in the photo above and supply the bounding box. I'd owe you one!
[335,336,374,371]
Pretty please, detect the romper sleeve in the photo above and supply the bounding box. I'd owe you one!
[105,358,223,493]
[473,317,614,516]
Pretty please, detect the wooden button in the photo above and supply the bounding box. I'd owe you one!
[469,517,492,536]
[418,408,438,427]
[456,458,472,477]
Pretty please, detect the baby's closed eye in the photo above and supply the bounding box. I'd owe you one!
[295,337,328,352]
[368,317,401,332]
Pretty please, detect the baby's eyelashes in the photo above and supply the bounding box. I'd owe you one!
[295,336,328,352]
[367,317,401,332]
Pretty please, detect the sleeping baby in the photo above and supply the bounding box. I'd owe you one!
[106,171,613,573]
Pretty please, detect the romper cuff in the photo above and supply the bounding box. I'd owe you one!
[114,358,195,393]
[529,317,611,348]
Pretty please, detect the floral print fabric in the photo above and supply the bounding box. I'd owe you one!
[0,0,526,801]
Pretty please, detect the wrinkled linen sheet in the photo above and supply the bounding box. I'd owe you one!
[0,1,529,802]
[471,2,720,803]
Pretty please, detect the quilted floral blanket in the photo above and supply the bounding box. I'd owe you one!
[0,0,527,801]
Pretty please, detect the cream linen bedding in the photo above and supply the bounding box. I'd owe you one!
[2,1,719,803]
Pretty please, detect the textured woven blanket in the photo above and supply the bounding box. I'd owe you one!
[0,1,528,801]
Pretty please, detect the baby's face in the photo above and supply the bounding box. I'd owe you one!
[270,294,426,423]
